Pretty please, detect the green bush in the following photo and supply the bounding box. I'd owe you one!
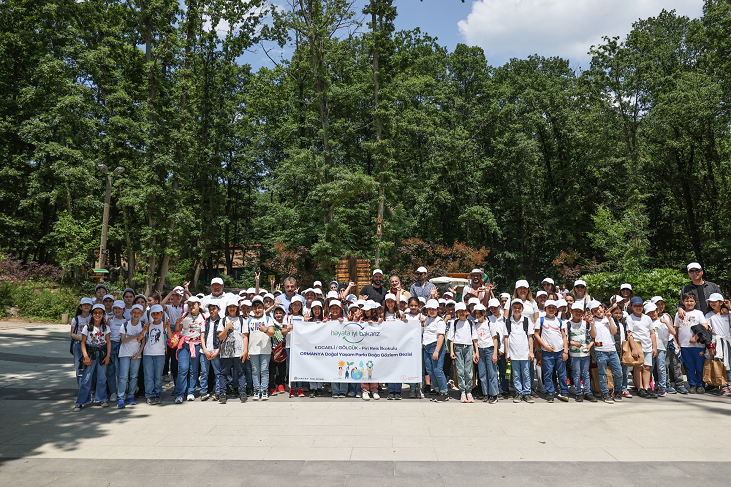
[3,281,80,320]
[581,268,687,306]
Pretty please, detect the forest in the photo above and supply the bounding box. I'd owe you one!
[2,0,731,296]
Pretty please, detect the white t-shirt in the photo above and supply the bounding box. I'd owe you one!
[82,323,109,347]
[652,318,669,351]
[285,315,305,348]
[674,309,707,348]
[71,314,91,338]
[423,316,446,345]
[166,303,186,326]
[506,315,534,361]
[202,293,227,317]
[119,321,144,357]
[521,299,538,319]
[107,316,126,343]
[218,315,247,358]
[628,313,654,352]
[566,319,590,357]
[448,319,478,345]
[593,317,616,352]
[247,315,272,355]
[488,315,507,353]
[180,312,205,340]
[537,316,564,352]
[143,322,168,356]
[204,316,222,353]
[705,312,731,337]
[475,319,497,349]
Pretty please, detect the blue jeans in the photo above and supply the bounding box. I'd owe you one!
[424,341,447,392]
[571,355,590,394]
[388,383,402,393]
[219,357,246,394]
[497,354,509,393]
[331,382,348,395]
[249,353,270,393]
[653,350,667,392]
[200,353,221,394]
[511,359,531,395]
[76,356,107,405]
[116,356,141,400]
[175,343,201,397]
[286,348,303,388]
[143,355,165,398]
[244,359,253,390]
[478,347,499,396]
[681,347,705,386]
[72,341,83,386]
[105,341,120,395]
[595,350,622,395]
[621,365,630,391]
[542,350,568,394]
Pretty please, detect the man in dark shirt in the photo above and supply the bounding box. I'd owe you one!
[678,262,723,317]
[359,269,387,304]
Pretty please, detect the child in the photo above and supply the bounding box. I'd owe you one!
[121,288,136,319]
[606,302,632,398]
[535,300,570,403]
[474,303,499,403]
[448,302,479,403]
[199,302,222,401]
[328,301,350,398]
[303,301,325,397]
[586,301,623,403]
[270,301,296,396]
[281,303,303,398]
[73,304,112,411]
[402,297,424,399]
[626,298,658,398]
[654,296,687,394]
[217,299,249,404]
[488,298,509,400]
[566,302,596,402]
[248,297,275,400]
[102,294,115,321]
[647,301,673,397]
[116,304,146,408]
[173,295,206,403]
[105,300,127,403]
[71,297,93,386]
[142,304,173,405]
[674,293,709,393]
[505,299,534,403]
[706,293,731,395]
[423,299,448,401]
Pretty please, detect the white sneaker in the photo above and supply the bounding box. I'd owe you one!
[467,393,474,403]
[362,391,370,400]
[252,392,259,401]
[419,391,425,399]
[109,393,118,402]
[460,392,467,403]
[261,391,269,401]
[372,392,380,400]
[186,394,195,402]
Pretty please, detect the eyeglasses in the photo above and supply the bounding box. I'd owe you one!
[688,269,701,274]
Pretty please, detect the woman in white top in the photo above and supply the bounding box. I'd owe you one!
[423,299,448,401]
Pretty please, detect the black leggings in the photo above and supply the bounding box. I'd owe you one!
[269,358,287,389]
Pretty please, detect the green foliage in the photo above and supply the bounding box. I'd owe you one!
[581,268,687,305]
[589,195,650,272]
[3,281,80,320]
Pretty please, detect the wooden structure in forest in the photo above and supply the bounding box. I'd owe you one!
[336,257,371,289]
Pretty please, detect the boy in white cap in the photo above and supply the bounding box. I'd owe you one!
[586,301,623,403]
[105,300,128,403]
[505,299,535,403]
[646,301,672,397]
[566,302,596,402]
[448,302,479,403]
[534,300,569,402]
[488,298,510,399]
[474,303,499,403]
[626,298,658,398]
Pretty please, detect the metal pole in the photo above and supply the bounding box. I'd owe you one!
[99,173,112,269]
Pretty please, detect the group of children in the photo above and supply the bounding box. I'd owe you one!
[70,271,731,411]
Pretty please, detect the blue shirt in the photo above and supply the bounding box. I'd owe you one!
[410,281,436,301]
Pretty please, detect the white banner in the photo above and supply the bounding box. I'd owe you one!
[290,319,423,383]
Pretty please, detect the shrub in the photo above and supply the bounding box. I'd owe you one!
[3,281,80,320]
[580,268,687,306]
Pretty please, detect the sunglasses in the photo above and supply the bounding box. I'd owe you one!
[575,285,586,289]
[688,269,701,274]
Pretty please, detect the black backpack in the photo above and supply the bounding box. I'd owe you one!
[446,317,476,340]
[506,316,530,335]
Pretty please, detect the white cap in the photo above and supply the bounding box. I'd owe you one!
[545,300,557,308]
[542,277,554,285]
[613,295,624,303]
[556,299,567,307]
[112,300,125,309]
[251,296,264,304]
[238,290,247,296]
[241,300,252,307]
[311,300,323,308]
[470,268,482,275]
[356,299,366,307]
[103,294,114,301]
[455,302,467,312]
[304,288,314,295]
[226,299,240,309]
[487,298,500,308]
[313,281,322,287]
[150,304,164,313]
[445,299,456,306]
[262,293,273,300]
[329,300,342,308]
[500,293,511,299]
[416,266,428,274]
[246,288,255,294]
[131,304,144,312]
[187,295,201,304]
[425,299,439,309]
[510,299,524,306]
[346,294,357,303]
[208,300,222,309]
[651,296,664,304]
[348,303,360,311]
[644,303,657,313]
[367,300,381,308]
[708,293,725,302]
[468,297,480,306]
[385,293,396,301]
[211,277,224,286]
[438,298,446,304]
[515,280,529,289]
[91,303,106,312]
[80,297,94,306]
[473,303,487,312]
[273,289,282,296]
[571,302,584,310]
[574,280,587,287]
[418,297,426,304]
[314,288,323,295]
[400,295,408,302]
[196,293,204,299]
[259,289,266,295]
[372,268,383,276]
[536,291,548,298]
[588,300,602,310]
[443,292,454,298]
[687,262,702,271]
[326,290,339,299]
[620,283,632,291]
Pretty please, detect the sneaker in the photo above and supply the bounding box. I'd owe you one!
[219,394,227,404]
[239,393,247,403]
[448,379,455,390]
[187,394,195,402]
[147,397,155,405]
[419,391,425,399]
[557,393,569,402]
[213,393,220,401]
[603,394,614,404]
[117,399,125,409]
[501,392,510,400]
[201,393,210,401]
[175,396,183,404]
[155,396,162,405]
[346,391,356,397]
[127,397,137,406]
[339,394,346,398]
[488,396,498,404]
[647,389,658,398]
[688,386,697,394]
[622,390,633,398]
[310,390,316,398]
[467,393,474,403]
[436,392,448,402]
[252,392,260,401]
[460,392,467,403]
[524,395,534,404]
[613,392,622,402]
[109,393,118,402]
[678,386,689,394]
[362,391,370,401]
[261,391,269,401]
[278,384,286,394]
[546,394,554,403]
[536,384,547,394]
[387,393,394,400]
[666,386,676,394]
[575,394,584,403]
[723,386,731,396]
[72,404,82,412]
[513,395,522,403]
[585,393,598,403]
[355,392,361,398]
[658,390,667,397]
[100,400,109,408]
[483,395,489,402]
[373,392,380,400]
[270,388,277,396]
[395,393,401,400]
[697,386,705,394]
[289,388,296,398]
[409,391,416,398]
[315,389,323,397]
[298,388,305,397]
[638,388,649,398]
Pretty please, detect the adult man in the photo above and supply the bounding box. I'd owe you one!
[389,275,411,300]
[678,262,723,317]
[463,268,494,305]
[201,277,227,317]
[410,266,437,301]
[277,277,302,311]
[359,269,387,304]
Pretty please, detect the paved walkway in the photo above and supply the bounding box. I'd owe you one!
[1,324,730,486]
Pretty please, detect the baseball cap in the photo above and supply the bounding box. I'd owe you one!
[536,291,548,298]
[574,280,587,287]
[708,293,725,302]
[313,281,322,287]
[425,299,439,309]
[112,300,125,309]
[545,300,557,308]
[211,277,224,286]
[651,296,664,304]
[326,290,339,299]
[251,296,264,304]
[588,300,602,310]
[416,266,428,274]
[687,262,702,271]
[473,303,486,312]
[510,299,524,306]
[644,303,657,313]
[470,268,482,275]
[80,297,94,306]
[385,293,396,301]
[556,299,567,307]
[571,302,584,310]
[329,300,342,308]
[487,298,500,308]
[620,283,632,291]
[515,280,529,289]
[91,303,106,312]
[311,300,323,308]
[455,302,467,312]
[187,295,201,303]
[630,297,643,306]
[150,304,164,313]
[103,294,114,302]
[131,304,144,312]
[95,283,107,291]
[372,268,383,276]
[542,277,555,285]
[445,299,456,306]
[468,297,480,306]
[500,293,511,299]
